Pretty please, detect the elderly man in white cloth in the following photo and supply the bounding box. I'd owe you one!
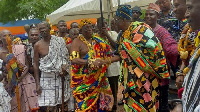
[33,21,71,111]
[0,59,11,112]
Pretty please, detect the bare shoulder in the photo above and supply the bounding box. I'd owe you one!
[71,37,82,46]
[34,39,43,49]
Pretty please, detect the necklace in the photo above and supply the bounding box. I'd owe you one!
[78,35,92,48]
[183,30,200,75]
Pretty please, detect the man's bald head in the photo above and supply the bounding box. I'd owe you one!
[0,30,12,46]
[0,30,12,38]
[24,24,30,33]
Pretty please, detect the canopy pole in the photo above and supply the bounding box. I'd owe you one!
[118,0,120,6]
[107,0,111,30]
[100,0,104,27]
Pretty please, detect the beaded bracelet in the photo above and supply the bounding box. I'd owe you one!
[176,70,184,77]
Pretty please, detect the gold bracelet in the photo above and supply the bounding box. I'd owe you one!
[109,58,111,65]
[88,59,96,68]
[70,51,80,60]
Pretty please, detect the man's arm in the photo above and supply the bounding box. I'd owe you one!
[19,52,30,81]
[70,38,88,65]
[101,27,116,49]
[33,43,41,94]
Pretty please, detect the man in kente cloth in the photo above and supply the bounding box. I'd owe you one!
[70,19,114,112]
[112,5,170,112]
[34,21,71,111]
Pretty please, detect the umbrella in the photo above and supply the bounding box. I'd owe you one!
[47,0,156,25]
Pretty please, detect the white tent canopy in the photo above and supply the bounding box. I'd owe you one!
[47,0,156,25]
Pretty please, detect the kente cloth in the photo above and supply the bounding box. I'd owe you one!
[153,24,178,69]
[63,36,72,45]
[182,46,200,112]
[71,35,114,112]
[38,35,71,106]
[9,45,39,112]
[0,82,11,112]
[116,22,170,112]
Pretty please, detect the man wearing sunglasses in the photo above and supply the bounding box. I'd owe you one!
[132,6,144,22]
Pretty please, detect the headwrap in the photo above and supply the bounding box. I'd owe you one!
[79,19,92,29]
[116,5,132,20]
[147,3,161,13]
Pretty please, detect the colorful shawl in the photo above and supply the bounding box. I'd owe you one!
[116,22,170,112]
[71,35,113,111]
[6,53,23,96]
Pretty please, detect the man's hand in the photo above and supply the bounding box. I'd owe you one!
[36,85,42,95]
[101,27,109,38]
[176,74,184,89]
[59,64,68,77]
[92,59,104,69]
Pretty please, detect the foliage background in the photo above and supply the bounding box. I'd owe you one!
[0,0,69,23]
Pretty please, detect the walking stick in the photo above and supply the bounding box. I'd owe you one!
[62,75,65,112]
[100,0,104,27]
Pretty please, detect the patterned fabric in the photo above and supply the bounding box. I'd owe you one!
[6,53,23,96]
[153,24,178,69]
[0,82,11,112]
[158,8,187,42]
[71,35,114,111]
[26,43,34,65]
[56,34,72,45]
[178,24,196,63]
[182,46,200,112]
[116,22,170,112]
[147,3,160,13]
[39,35,70,73]
[158,7,175,27]
[116,5,132,20]
[10,45,39,112]
[38,35,71,106]
[63,35,72,45]
[79,19,92,29]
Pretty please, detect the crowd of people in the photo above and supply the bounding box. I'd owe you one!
[0,0,200,112]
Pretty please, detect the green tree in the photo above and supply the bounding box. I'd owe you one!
[0,0,68,23]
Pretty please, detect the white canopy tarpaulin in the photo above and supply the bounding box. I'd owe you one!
[47,0,156,25]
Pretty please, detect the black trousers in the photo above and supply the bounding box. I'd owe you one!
[108,76,119,110]
[159,85,170,112]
